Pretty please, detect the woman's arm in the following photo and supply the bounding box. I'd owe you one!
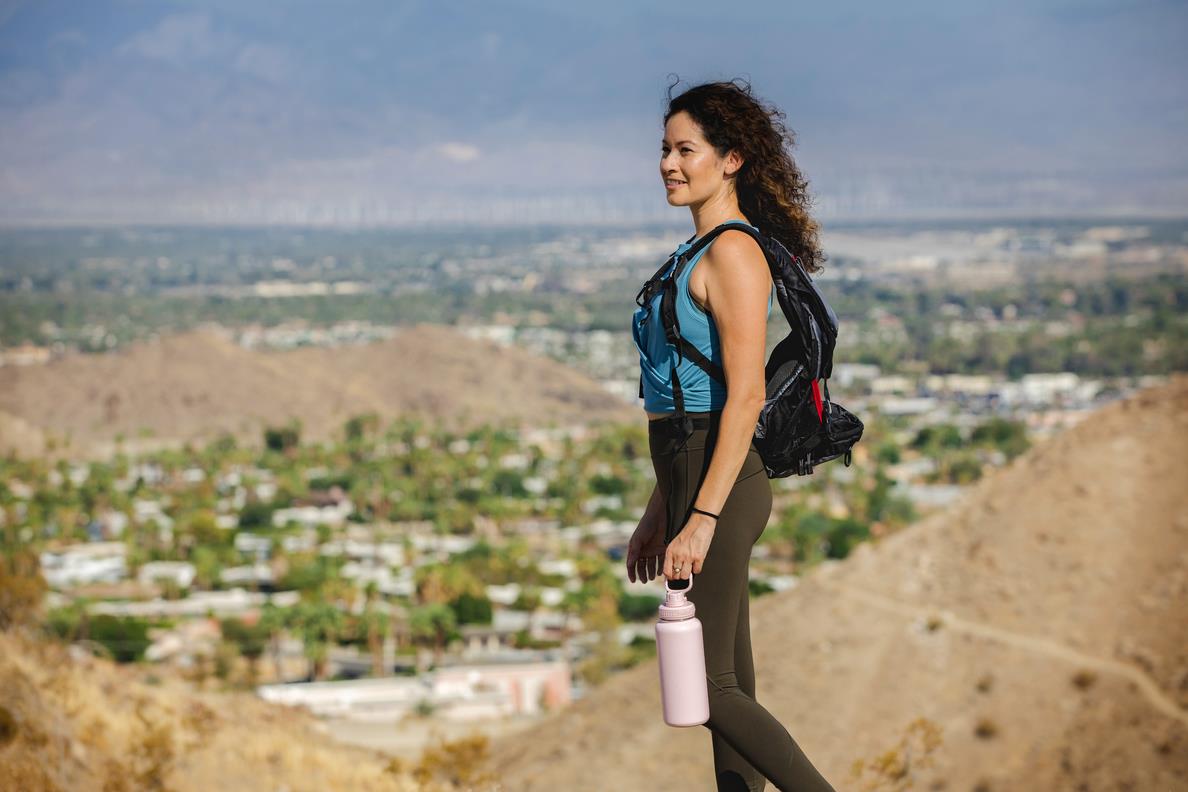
[643,480,666,526]
[691,230,771,513]
[625,480,670,583]
[664,229,770,576]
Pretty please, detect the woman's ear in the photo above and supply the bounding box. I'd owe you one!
[723,149,745,179]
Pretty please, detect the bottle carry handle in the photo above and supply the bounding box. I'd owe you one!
[665,572,694,592]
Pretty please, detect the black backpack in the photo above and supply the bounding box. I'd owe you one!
[635,220,864,477]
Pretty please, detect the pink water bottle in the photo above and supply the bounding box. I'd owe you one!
[655,573,709,726]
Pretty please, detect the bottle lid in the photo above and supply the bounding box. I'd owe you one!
[658,594,696,621]
[658,574,696,620]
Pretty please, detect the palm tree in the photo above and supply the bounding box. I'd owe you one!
[258,603,290,682]
[416,562,483,606]
[291,599,345,680]
[361,581,389,677]
[354,608,386,676]
[410,603,457,671]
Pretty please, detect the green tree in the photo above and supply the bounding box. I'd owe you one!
[185,510,227,547]
[289,600,344,680]
[824,517,869,560]
[416,562,484,606]
[911,424,962,452]
[970,417,1030,460]
[259,603,290,682]
[410,603,457,669]
[344,415,380,446]
[358,607,390,677]
[219,617,268,682]
[280,554,334,593]
[449,591,493,625]
[238,500,275,530]
[263,420,301,453]
[89,614,151,663]
[618,591,663,622]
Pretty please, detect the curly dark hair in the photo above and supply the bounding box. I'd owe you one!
[664,76,827,274]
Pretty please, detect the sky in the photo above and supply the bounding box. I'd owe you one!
[0,0,1185,226]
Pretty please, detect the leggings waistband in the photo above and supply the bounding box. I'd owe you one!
[647,409,722,435]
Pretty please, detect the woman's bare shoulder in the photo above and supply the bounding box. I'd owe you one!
[700,230,770,289]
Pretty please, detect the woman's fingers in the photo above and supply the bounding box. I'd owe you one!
[665,549,687,579]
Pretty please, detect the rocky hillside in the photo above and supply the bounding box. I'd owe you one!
[0,323,639,459]
[488,375,1188,791]
[0,630,426,792]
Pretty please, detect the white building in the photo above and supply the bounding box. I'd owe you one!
[138,561,197,589]
[879,396,939,416]
[320,539,405,565]
[220,563,274,587]
[272,501,353,529]
[90,588,299,619]
[486,583,522,606]
[235,532,273,559]
[339,561,415,597]
[39,542,127,588]
[257,660,571,721]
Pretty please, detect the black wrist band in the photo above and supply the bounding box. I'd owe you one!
[691,506,720,520]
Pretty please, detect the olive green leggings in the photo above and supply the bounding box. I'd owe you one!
[649,410,836,792]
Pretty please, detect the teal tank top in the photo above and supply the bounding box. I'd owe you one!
[632,220,773,413]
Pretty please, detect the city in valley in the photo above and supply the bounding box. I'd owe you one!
[2,218,1184,758]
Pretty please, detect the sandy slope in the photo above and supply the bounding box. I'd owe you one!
[488,375,1188,791]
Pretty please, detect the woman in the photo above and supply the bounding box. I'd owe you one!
[625,79,836,792]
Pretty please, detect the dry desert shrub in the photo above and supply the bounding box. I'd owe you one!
[972,717,998,740]
[849,716,944,792]
[410,733,501,791]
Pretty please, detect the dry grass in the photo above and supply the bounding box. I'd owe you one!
[0,630,428,792]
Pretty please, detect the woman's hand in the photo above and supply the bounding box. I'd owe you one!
[625,510,667,584]
[626,485,668,584]
[664,513,717,580]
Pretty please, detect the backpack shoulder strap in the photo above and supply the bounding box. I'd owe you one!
[634,231,697,309]
[656,221,764,387]
[680,220,765,263]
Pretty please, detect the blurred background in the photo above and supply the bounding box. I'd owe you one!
[0,2,1185,791]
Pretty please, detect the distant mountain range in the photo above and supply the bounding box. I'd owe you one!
[1,0,1185,225]
[0,324,639,458]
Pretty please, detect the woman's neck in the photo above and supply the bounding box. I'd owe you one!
[691,203,750,239]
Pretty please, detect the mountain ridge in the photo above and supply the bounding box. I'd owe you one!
[0,323,640,459]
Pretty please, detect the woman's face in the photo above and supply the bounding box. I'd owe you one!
[660,110,736,207]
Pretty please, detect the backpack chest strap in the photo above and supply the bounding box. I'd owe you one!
[658,265,726,385]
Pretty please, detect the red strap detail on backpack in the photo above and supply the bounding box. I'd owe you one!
[811,378,824,423]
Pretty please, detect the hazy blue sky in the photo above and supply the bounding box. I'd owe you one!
[0,0,1184,225]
